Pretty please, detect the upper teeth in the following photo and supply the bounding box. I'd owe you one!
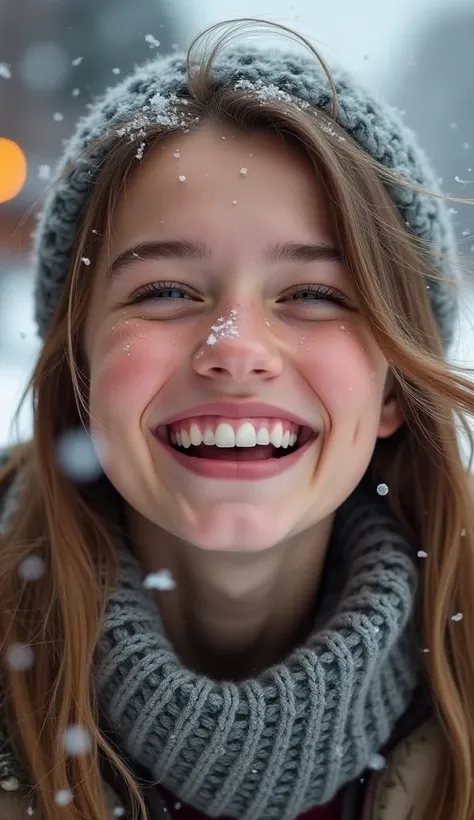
[171,421,298,449]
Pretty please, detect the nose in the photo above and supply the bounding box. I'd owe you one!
[193,311,284,383]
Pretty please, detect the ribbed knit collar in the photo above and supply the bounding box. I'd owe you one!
[97,476,421,820]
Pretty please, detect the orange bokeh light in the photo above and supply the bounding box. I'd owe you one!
[0,138,28,204]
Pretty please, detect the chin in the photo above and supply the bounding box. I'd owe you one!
[173,505,291,553]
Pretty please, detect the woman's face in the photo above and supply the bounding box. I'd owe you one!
[84,125,402,552]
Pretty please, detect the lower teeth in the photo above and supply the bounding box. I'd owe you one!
[172,443,298,460]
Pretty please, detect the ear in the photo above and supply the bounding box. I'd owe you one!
[377,372,404,439]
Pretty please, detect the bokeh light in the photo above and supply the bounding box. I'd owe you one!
[55,427,103,483]
[54,790,73,807]
[5,642,35,671]
[0,138,27,203]
[18,41,69,92]
[62,725,92,756]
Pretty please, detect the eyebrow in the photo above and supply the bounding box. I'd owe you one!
[107,239,342,280]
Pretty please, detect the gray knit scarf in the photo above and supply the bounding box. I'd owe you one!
[96,476,421,820]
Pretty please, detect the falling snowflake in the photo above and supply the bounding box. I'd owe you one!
[72,88,80,96]
[178,175,186,182]
[113,809,125,817]
[18,555,46,581]
[38,165,51,181]
[239,167,248,176]
[62,725,92,756]
[173,150,180,158]
[376,483,389,496]
[448,208,458,215]
[143,569,176,590]
[54,790,73,807]
[451,613,463,622]
[6,643,35,671]
[367,753,386,771]
[417,550,428,558]
[232,200,237,205]
[53,112,64,122]
[112,68,121,74]
[145,34,160,49]
[463,142,470,150]
[72,57,83,66]
[0,63,11,79]
[0,777,19,791]
[81,257,91,266]
[55,428,103,483]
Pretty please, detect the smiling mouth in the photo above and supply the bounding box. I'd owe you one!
[155,425,316,461]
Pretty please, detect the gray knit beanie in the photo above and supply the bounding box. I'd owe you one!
[32,38,460,350]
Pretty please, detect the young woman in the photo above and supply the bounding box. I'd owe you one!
[1,17,473,820]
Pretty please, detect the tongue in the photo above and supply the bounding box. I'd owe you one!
[192,444,276,461]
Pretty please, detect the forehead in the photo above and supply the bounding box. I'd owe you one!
[106,125,336,253]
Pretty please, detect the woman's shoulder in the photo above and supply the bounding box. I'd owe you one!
[371,715,443,820]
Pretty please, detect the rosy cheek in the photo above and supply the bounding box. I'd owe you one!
[88,323,174,419]
[295,323,384,407]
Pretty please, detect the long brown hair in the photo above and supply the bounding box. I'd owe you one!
[1,18,474,820]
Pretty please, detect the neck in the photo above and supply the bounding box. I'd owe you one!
[126,508,335,680]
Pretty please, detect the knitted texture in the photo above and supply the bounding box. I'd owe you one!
[32,43,460,349]
[96,477,420,820]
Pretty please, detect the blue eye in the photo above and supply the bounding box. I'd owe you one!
[286,284,349,307]
[129,282,192,303]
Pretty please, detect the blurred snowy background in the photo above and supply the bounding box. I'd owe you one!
[1,0,474,447]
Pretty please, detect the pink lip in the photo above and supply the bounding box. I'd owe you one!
[158,401,316,430]
[153,433,318,480]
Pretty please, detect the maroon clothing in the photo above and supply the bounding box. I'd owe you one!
[159,786,342,819]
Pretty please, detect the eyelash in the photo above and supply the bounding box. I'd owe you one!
[128,281,350,307]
